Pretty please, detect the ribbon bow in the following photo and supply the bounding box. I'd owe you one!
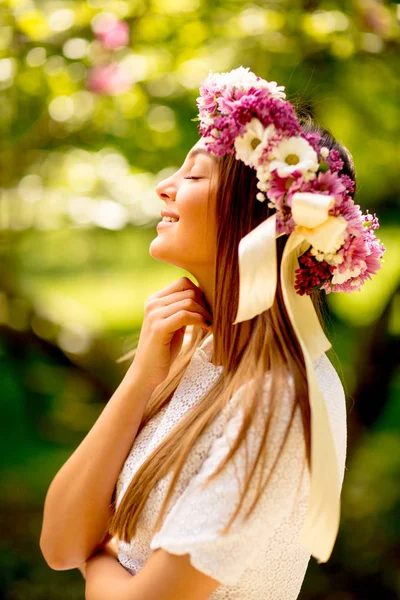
[232,192,346,563]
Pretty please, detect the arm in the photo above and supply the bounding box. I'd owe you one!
[40,277,212,571]
[40,372,156,570]
[77,535,119,580]
[85,548,220,600]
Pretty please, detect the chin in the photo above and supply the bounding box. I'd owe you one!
[149,240,179,267]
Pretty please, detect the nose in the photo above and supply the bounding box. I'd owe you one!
[156,177,176,202]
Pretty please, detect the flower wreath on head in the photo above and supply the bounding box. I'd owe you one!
[193,66,386,564]
[195,66,384,298]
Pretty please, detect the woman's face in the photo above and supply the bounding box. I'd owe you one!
[149,137,219,273]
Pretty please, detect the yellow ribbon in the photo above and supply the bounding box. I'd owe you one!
[233,194,344,563]
[292,192,348,254]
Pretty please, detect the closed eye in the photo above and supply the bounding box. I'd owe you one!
[183,176,202,180]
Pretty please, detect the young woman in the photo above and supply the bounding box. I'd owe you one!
[40,67,384,600]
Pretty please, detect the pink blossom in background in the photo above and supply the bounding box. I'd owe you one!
[93,15,129,50]
[86,64,131,95]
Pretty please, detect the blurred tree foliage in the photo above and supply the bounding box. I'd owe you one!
[0,0,399,598]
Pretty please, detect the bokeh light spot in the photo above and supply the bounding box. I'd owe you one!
[49,96,74,122]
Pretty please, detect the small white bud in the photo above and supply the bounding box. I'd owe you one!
[320,147,329,158]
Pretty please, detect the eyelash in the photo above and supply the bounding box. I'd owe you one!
[183,176,201,180]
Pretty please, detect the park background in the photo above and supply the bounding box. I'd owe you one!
[1,0,399,598]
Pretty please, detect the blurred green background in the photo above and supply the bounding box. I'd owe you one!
[1,0,399,598]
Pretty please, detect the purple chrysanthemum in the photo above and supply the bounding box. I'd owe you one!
[326,149,344,172]
[303,131,323,154]
[339,174,355,197]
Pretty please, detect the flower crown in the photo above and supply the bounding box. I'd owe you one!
[194,67,385,296]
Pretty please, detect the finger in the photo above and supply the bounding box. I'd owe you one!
[163,310,211,333]
[156,298,213,323]
[150,276,200,300]
[155,289,213,320]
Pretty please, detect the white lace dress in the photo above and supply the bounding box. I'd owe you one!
[115,333,347,599]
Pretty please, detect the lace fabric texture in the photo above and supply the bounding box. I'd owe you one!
[115,333,347,599]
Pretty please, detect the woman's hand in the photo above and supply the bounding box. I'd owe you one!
[127,277,213,390]
[77,536,119,580]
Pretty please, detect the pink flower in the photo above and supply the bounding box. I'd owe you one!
[302,170,348,211]
[86,63,131,95]
[198,92,302,157]
[336,234,368,274]
[93,16,129,50]
[311,170,345,197]
[303,131,322,153]
[326,149,344,172]
[266,170,303,210]
[339,198,365,237]
[328,217,385,292]
[339,174,355,196]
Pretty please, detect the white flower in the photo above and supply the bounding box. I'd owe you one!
[310,247,325,262]
[320,146,329,159]
[256,163,273,188]
[268,136,319,178]
[324,253,344,266]
[202,114,214,127]
[258,80,286,101]
[331,262,366,285]
[257,180,270,191]
[302,170,317,182]
[205,67,286,100]
[311,248,344,265]
[234,119,276,168]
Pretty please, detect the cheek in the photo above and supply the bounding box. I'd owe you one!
[178,188,211,231]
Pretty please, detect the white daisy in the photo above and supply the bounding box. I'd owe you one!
[234,119,276,168]
[268,136,319,178]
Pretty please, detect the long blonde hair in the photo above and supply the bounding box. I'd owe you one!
[108,121,355,543]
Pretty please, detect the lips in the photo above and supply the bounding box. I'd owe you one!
[161,209,179,220]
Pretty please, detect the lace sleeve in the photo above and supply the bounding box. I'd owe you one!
[150,376,309,586]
